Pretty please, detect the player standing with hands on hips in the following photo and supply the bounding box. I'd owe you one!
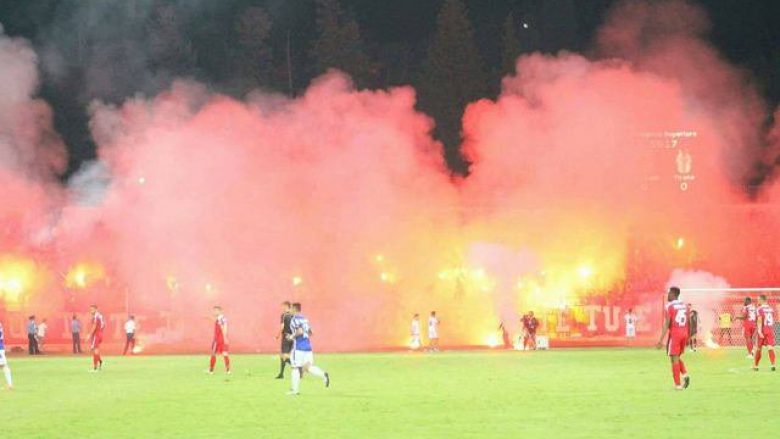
[88,305,105,372]
[208,306,231,375]
[657,287,691,390]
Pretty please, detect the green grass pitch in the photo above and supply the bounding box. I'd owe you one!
[0,348,776,438]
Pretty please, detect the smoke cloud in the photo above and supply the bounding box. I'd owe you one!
[0,24,65,243]
[2,1,780,351]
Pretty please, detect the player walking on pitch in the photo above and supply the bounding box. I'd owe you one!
[753,294,776,371]
[88,305,105,371]
[428,311,440,351]
[275,301,293,379]
[736,297,757,358]
[123,315,137,355]
[656,287,691,390]
[287,302,329,395]
[411,314,422,350]
[208,306,231,374]
[0,322,14,389]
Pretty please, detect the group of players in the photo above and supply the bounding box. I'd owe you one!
[2,302,331,395]
[410,311,441,351]
[271,301,330,395]
[209,301,330,395]
[0,304,105,391]
[657,287,776,391]
[2,290,775,394]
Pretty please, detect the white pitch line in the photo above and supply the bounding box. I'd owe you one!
[681,287,780,292]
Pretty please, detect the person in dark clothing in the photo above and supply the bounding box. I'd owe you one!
[688,304,699,352]
[275,301,294,379]
[71,315,82,353]
[27,315,40,355]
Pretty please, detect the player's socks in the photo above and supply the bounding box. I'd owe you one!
[277,358,287,378]
[2,367,12,388]
[290,368,301,394]
[672,362,681,387]
[754,349,762,368]
[209,355,217,372]
[769,349,776,366]
[223,355,230,372]
[92,354,99,369]
[678,360,687,375]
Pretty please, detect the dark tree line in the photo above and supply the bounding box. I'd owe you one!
[0,0,777,176]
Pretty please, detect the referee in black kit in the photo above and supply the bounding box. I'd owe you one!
[275,301,294,379]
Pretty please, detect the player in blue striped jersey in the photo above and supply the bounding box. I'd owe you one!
[287,303,330,395]
[0,322,14,389]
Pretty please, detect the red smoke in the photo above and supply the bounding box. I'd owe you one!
[2,2,780,351]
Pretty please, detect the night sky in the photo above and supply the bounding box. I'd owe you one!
[0,0,777,173]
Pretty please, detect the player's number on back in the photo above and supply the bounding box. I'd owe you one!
[765,313,774,326]
[674,309,687,326]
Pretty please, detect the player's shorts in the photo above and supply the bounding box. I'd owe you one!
[91,334,103,350]
[626,326,636,338]
[428,331,438,340]
[667,333,687,356]
[0,350,6,366]
[212,340,229,354]
[757,330,776,348]
[290,349,313,368]
[280,338,293,354]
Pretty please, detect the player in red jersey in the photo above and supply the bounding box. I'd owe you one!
[208,306,231,374]
[735,297,757,358]
[88,305,105,372]
[656,287,690,390]
[753,294,776,371]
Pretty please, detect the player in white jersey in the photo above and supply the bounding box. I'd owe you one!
[428,311,440,351]
[624,309,638,338]
[410,314,422,350]
[0,322,13,389]
[287,302,330,395]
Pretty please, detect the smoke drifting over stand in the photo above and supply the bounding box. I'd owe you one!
[1,1,780,351]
